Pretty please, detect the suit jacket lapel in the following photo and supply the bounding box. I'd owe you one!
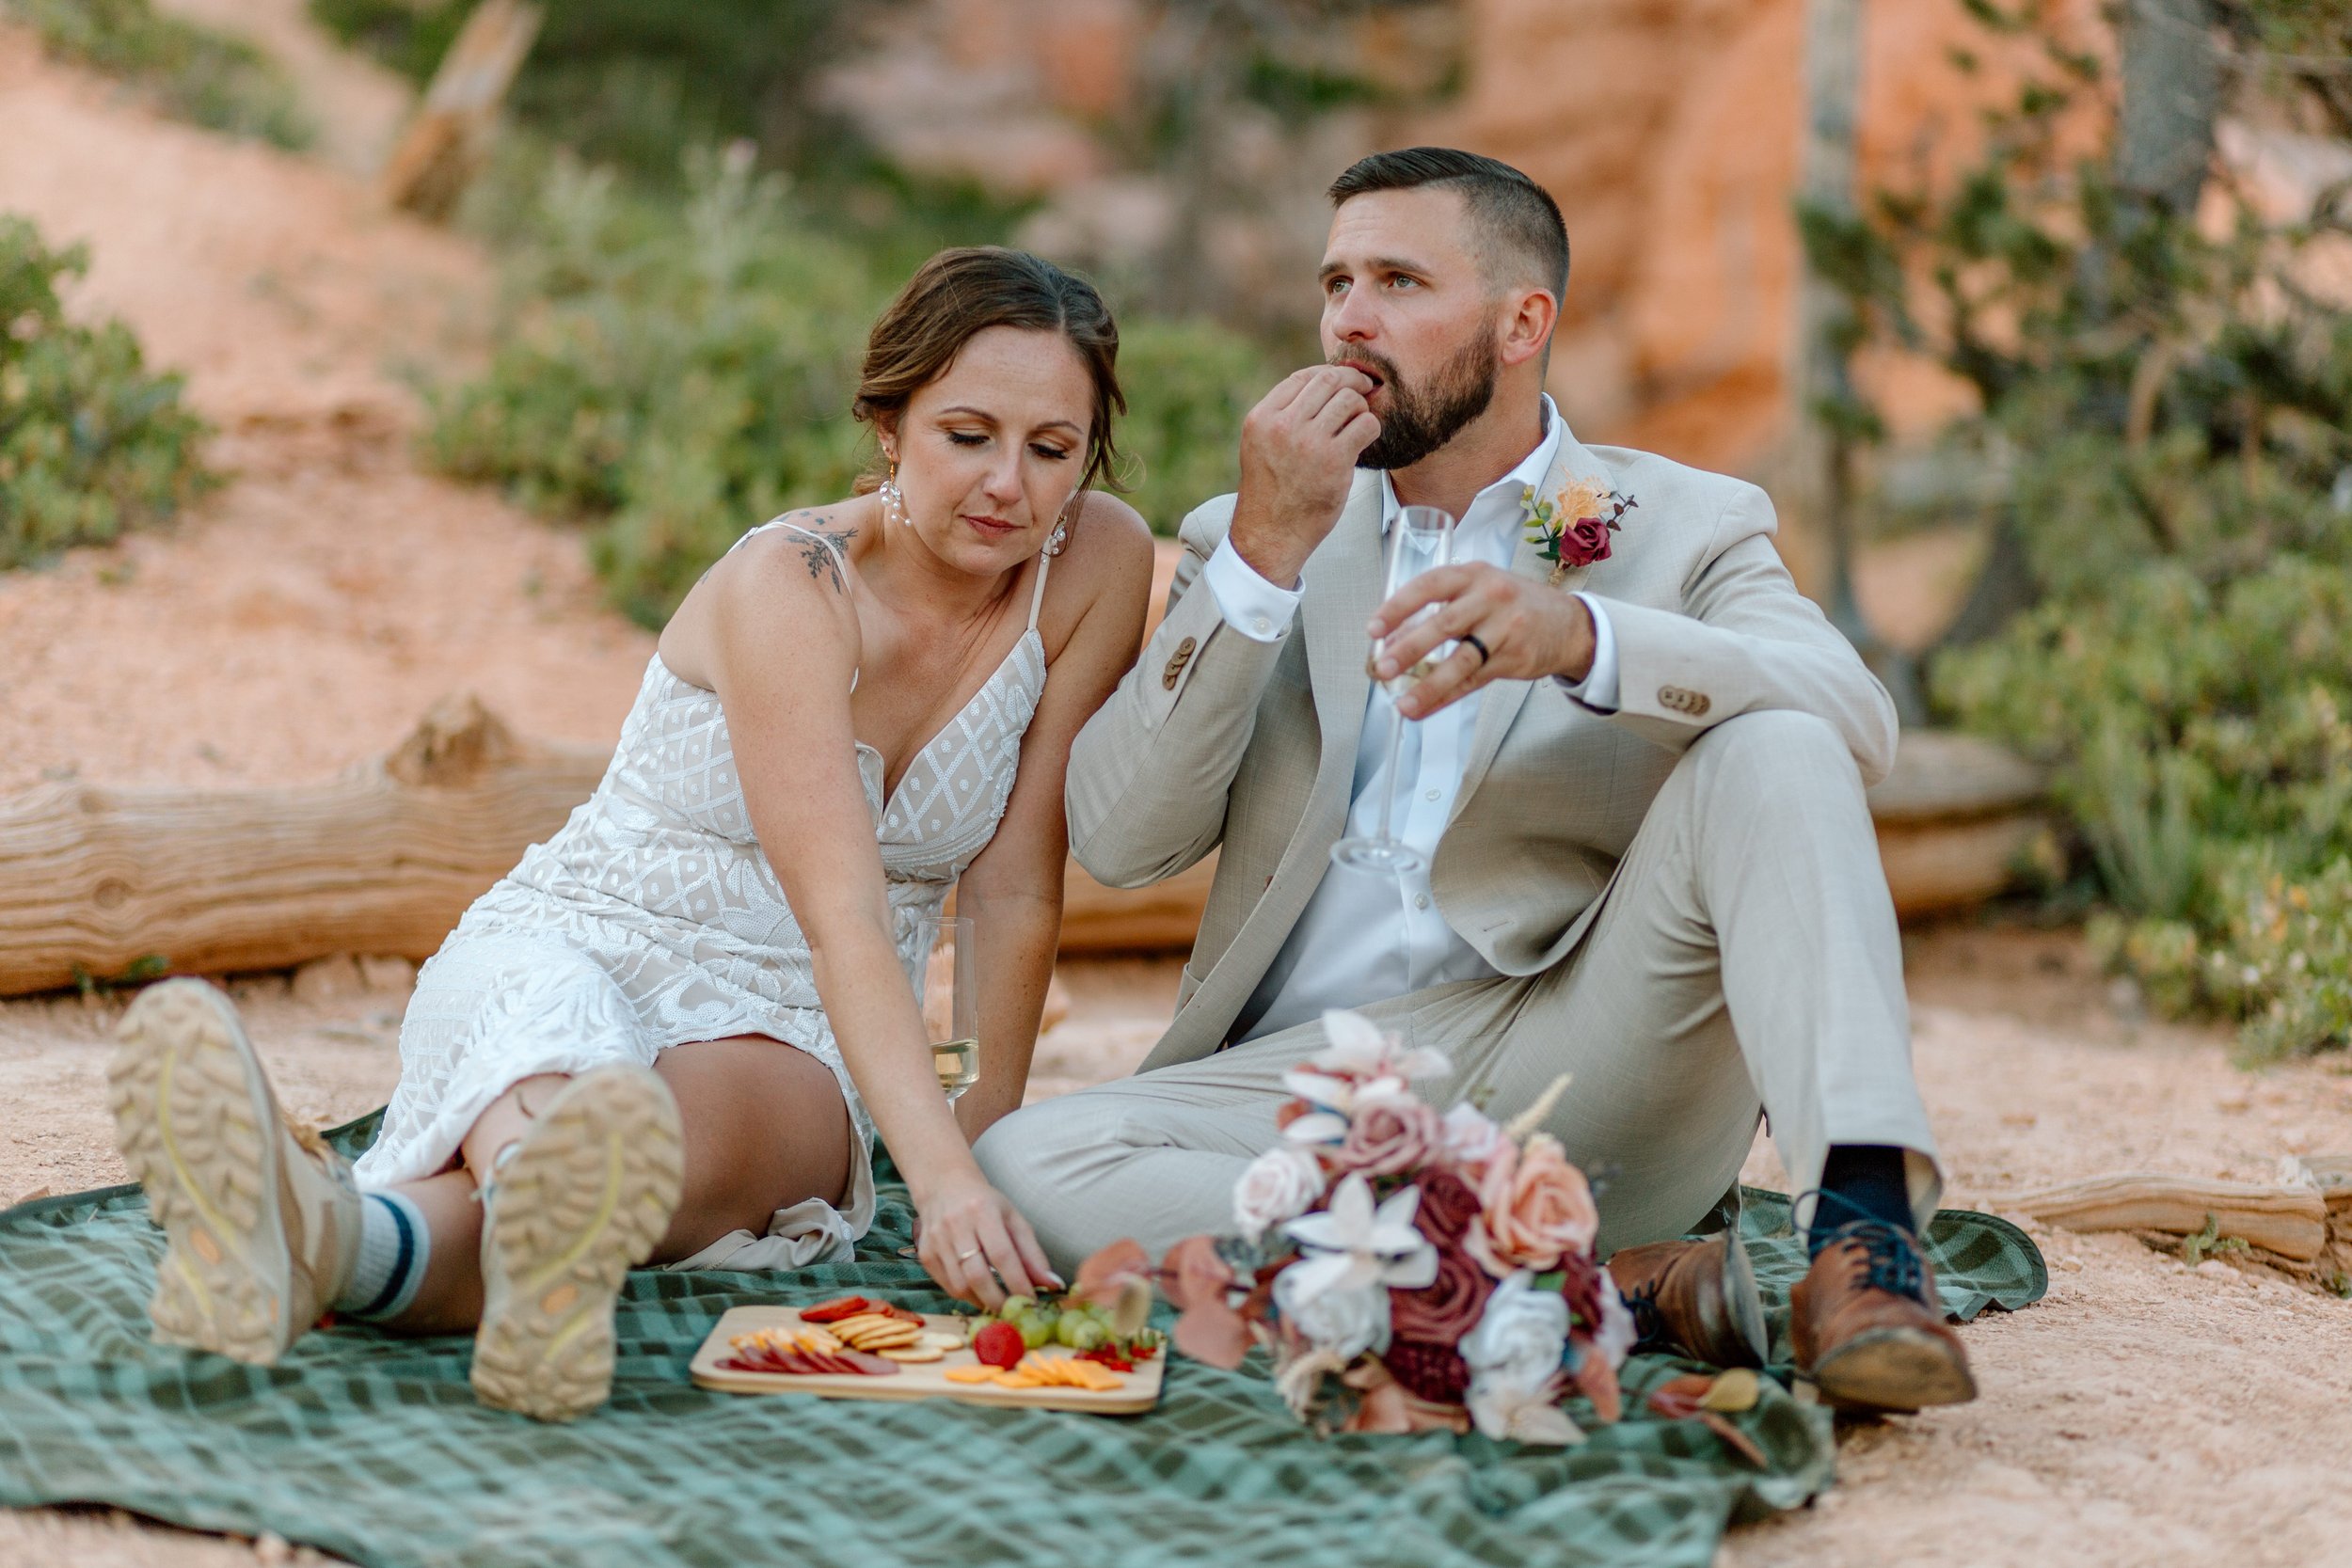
[1453,435,1605,817]
[1300,472,1387,818]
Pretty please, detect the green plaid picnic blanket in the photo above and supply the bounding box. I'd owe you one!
[0,1114,2044,1568]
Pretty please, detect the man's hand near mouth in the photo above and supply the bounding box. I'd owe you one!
[1228,365,1383,587]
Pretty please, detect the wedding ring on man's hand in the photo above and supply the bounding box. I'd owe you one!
[1460,632,1491,668]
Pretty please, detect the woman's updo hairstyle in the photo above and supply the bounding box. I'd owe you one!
[851,247,1127,500]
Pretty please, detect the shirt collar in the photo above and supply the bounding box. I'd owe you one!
[1378,395,1565,532]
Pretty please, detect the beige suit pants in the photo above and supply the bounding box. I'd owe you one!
[977,709,1942,1271]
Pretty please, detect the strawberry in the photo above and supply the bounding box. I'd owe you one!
[973,1320,1026,1369]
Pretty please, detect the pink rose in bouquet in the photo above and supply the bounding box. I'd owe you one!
[1469,1132,1599,1276]
[1330,1096,1444,1179]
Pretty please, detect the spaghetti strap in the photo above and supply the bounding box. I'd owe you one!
[742,515,851,583]
[1026,549,1052,632]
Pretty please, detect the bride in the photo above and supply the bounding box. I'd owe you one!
[104,246,1154,1420]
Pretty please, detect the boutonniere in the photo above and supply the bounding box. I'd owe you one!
[1520,479,1636,585]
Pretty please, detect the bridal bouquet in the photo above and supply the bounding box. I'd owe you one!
[1081,1009,1633,1443]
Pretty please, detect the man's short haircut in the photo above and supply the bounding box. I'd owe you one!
[1327,147,1569,305]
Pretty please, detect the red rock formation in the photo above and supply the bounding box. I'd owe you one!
[1430,0,2114,474]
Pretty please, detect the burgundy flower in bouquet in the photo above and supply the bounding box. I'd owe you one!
[1094,1008,1631,1445]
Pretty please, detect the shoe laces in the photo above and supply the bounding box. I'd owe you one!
[1622,1279,1669,1354]
[1799,1189,1929,1302]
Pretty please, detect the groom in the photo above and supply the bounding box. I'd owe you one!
[976,148,1973,1412]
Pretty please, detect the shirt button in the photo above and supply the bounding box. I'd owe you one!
[1423,788,1440,801]
[1413,894,1430,911]
[1252,615,1271,634]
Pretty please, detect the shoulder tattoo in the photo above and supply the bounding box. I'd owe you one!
[778,511,855,594]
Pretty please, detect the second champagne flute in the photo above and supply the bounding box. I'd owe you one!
[915,912,977,1101]
[1331,504,1455,873]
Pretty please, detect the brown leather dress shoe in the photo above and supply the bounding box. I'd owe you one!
[1790,1220,1978,1412]
[1605,1231,1768,1370]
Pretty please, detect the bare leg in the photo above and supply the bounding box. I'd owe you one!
[649,1036,854,1262]
[365,1039,855,1327]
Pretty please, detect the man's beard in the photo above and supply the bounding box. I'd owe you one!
[1343,325,1502,472]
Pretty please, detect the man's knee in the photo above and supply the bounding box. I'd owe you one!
[972,1098,1081,1207]
[1683,710,1860,802]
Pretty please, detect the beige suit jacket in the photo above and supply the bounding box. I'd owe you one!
[1065,431,1898,1076]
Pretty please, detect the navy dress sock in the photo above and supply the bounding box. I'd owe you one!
[1810,1144,1914,1256]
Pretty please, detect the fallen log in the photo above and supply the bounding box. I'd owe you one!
[2001,1172,2329,1261]
[0,696,2046,996]
[0,695,598,995]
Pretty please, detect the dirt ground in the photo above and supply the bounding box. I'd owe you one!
[4,14,2352,1568]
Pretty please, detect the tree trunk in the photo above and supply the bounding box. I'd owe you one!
[1791,0,1928,721]
[2116,0,2223,218]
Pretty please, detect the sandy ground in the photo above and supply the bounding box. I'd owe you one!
[5,18,2352,1568]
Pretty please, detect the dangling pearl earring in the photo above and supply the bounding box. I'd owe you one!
[880,456,908,529]
[1044,491,1078,557]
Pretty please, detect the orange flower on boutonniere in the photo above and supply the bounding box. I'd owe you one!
[1520,479,1636,585]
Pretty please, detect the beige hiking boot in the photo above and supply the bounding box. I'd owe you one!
[107,978,361,1365]
[469,1066,683,1422]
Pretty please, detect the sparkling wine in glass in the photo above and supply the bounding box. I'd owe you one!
[1330,505,1455,874]
[916,912,978,1101]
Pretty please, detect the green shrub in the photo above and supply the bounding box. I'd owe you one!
[1940,555,2352,1055]
[1810,2,2352,1060]
[0,214,215,567]
[432,149,1270,627]
[1111,317,1271,535]
[9,0,311,150]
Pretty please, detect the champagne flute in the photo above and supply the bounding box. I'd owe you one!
[916,912,978,1101]
[901,911,977,1261]
[1330,505,1455,874]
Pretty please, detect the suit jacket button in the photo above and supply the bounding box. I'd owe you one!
[1659,684,1708,716]
[1163,636,1199,690]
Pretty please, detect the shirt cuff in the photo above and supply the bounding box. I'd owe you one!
[1200,536,1302,643]
[1551,594,1619,712]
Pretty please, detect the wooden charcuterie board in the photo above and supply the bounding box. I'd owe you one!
[689,1306,1166,1416]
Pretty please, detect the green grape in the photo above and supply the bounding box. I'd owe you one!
[1016,1310,1057,1349]
[1055,1313,1109,1351]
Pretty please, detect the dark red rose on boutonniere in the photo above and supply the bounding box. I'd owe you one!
[1561,515,1614,569]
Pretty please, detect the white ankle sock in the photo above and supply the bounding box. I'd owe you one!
[335,1192,430,1322]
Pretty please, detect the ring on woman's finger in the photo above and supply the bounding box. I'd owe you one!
[956,1245,984,1262]
[1460,632,1491,668]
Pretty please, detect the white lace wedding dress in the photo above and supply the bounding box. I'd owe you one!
[353,519,1051,1269]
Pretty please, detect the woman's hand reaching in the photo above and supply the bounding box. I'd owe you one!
[914,1172,1061,1308]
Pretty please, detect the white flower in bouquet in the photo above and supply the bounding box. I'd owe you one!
[1591,1271,1639,1368]
[1461,1270,1573,1443]
[1467,1374,1580,1446]
[1281,1010,1454,1128]
[1438,1101,1510,1175]
[1272,1263,1391,1361]
[1233,1145,1327,1243]
[1279,1174,1439,1302]
[1272,1345,1349,1420]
